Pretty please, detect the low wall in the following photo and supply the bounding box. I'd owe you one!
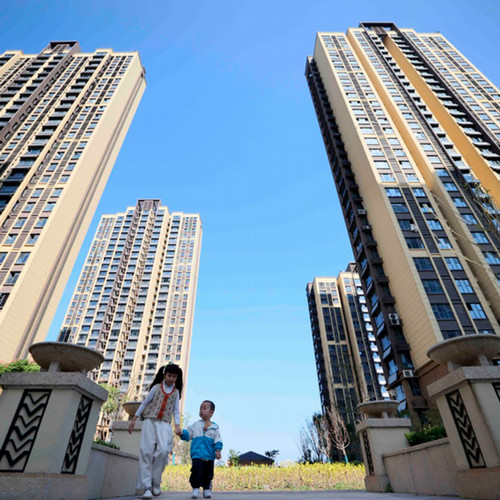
[86,443,139,500]
[383,438,457,496]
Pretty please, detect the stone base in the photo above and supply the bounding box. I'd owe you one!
[456,467,500,500]
[110,420,142,456]
[0,472,87,500]
[364,474,390,493]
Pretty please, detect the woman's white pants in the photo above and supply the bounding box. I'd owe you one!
[137,418,173,490]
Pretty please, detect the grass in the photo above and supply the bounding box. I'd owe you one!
[162,463,365,491]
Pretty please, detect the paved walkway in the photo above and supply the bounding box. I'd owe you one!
[107,491,465,500]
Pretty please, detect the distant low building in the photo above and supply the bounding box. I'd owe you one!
[237,451,274,466]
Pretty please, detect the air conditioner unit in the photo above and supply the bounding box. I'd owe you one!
[402,369,414,378]
[388,313,402,326]
[357,209,367,215]
[410,224,418,232]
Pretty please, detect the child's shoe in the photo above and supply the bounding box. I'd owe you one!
[142,490,153,499]
[191,488,199,498]
[203,490,212,498]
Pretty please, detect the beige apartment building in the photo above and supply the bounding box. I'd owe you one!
[59,200,202,433]
[307,267,388,422]
[306,23,500,416]
[0,41,145,362]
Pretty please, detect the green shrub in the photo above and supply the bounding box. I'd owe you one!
[93,439,120,450]
[405,424,447,446]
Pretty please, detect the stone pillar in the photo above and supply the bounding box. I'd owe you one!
[427,334,500,500]
[0,342,107,500]
[110,401,142,456]
[355,400,411,492]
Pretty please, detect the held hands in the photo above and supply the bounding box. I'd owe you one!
[215,450,221,460]
[175,425,182,436]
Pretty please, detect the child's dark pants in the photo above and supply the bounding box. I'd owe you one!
[190,458,214,489]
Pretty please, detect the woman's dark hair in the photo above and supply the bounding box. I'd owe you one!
[149,363,183,397]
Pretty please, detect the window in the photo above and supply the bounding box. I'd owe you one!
[365,138,379,145]
[392,203,409,213]
[427,219,443,230]
[5,234,16,245]
[442,329,461,339]
[380,173,395,182]
[435,168,448,177]
[398,220,413,230]
[14,218,26,228]
[374,160,390,169]
[16,252,30,264]
[472,232,488,244]
[455,279,473,293]
[361,127,374,134]
[27,234,39,244]
[467,303,486,319]
[437,237,452,249]
[385,188,402,197]
[462,214,477,225]
[445,257,463,270]
[484,251,500,264]
[453,197,467,207]
[24,202,35,212]
[443,182,458,192]
[422,279,444,294]
[400,160,412,169]
[35,218,48,228]
[0,252,7,264]
[431,303,454,320]
[406,237,424,249]
[5,272,20,285]
[414,257,433,271]
[370,148,384,157]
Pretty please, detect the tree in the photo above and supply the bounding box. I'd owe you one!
[227,449,240,466]
[324,406,351,464]
[99,383,121,417]
[264,449,279,463]
[0,359,40,377]
[172,413,192,465]
[297,415,326,463]
[298,409,351,464]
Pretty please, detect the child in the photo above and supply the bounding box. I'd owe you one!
[176,400,223,499]
[128,363,183,499]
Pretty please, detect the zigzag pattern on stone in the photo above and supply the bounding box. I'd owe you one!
[362,431,374,475]
[61,395,92,474]
[493,383,500,403]
[446,390,486,469]
[0,390,51,472]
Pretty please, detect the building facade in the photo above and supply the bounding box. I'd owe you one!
[306,23,500,416]
[0,41,145,362]
[59,200,202,418]
[307,266,388,429]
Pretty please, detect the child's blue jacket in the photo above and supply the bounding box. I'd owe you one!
[180,419,223,460]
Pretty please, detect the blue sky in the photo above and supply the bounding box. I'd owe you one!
[2,0,499,462]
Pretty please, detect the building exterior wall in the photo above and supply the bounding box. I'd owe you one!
[306,23,500,416]
[0,42,146,362]
[306,267,388,427]
[59,200,202,434]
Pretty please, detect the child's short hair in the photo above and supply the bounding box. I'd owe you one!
[203,400,215,412]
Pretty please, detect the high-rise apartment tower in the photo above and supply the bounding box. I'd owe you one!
[59,200,202,413]
[307,265,388,429]
[306,23,500,416]
[0,42,145,362]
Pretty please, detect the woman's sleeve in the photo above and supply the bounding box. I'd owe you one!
[135,385,157,417]
[173,391,180,425]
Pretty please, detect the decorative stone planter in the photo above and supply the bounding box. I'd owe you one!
[0,341,107,499]
[29,341,104,374]
[358,400,399,418]
[426,334,500,500]
[122,401,141,420]
[427,334,500,370]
